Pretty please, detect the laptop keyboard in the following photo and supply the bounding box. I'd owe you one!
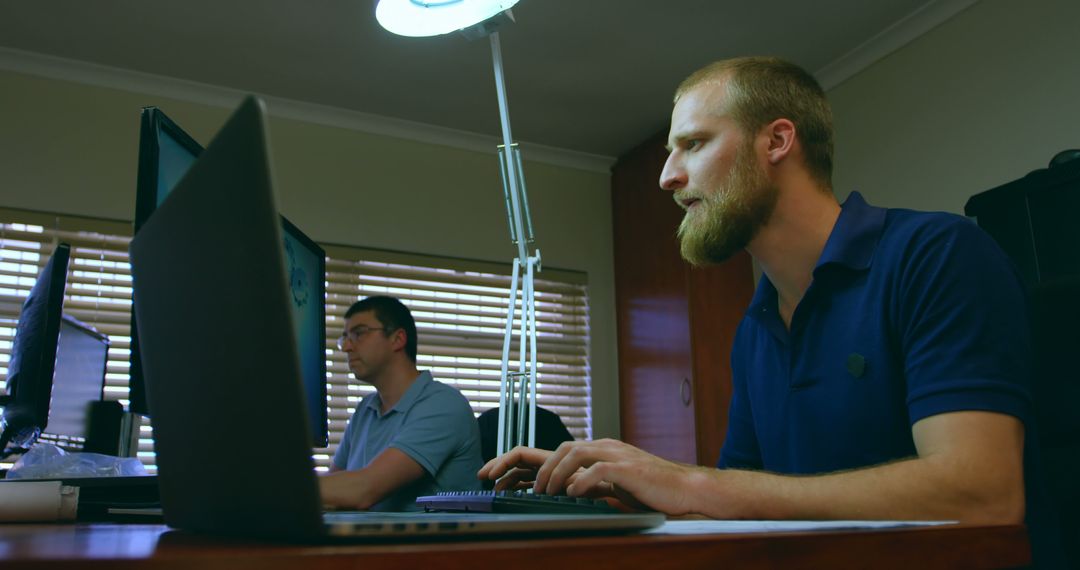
[416,490,620,514]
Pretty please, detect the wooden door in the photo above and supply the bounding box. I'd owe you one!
[612,133,754,466]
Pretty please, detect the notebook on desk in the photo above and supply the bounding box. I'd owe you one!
[127,95,663,541]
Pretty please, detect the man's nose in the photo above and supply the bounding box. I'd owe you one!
[659,154,687,192]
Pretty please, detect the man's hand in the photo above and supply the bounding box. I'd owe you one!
[478,446,553,491]
[480,440,701,515]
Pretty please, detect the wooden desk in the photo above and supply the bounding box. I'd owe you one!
[0,522,1029,569]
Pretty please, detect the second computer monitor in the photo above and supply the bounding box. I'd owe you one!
[133,106,328,447]
[0,243,71,455]
[47,315,110,441]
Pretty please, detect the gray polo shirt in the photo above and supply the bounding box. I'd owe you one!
[332,371,482,511]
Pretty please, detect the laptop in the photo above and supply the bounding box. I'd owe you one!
[128,95,664,541]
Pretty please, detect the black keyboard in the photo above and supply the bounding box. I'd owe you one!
[416,490,620,514]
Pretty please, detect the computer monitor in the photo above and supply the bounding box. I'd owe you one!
[132,106,328,446]
[45,315,109,443]
[0,243,71,457]
[281,218,328,447]
[129,108,202,418]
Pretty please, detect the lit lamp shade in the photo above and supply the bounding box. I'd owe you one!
[375,0,521,37]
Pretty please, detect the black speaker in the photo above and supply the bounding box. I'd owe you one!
[83,400,123,456]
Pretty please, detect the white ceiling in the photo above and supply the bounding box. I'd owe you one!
[0,0,976,163]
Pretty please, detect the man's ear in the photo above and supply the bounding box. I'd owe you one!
[763,118,796,165]
[390,328,408,354]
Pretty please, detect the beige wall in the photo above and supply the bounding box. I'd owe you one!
[829,0,1080,213]
[0,70,621,438]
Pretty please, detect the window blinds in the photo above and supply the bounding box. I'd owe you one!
[0,208,592,472]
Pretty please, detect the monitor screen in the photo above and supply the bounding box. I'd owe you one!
[0,243,71,455]
[134,108,202,233]
[129,108,202,417]
[46,315,109,439]
[153,125,199,207]
[132,107,328,446]
[282,219,328,448]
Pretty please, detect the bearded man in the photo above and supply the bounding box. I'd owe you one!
[480,56,1059,566]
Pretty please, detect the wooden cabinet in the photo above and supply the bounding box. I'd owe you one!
[611,133,755,467]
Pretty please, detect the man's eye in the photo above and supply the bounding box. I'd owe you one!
[685,140,700,150]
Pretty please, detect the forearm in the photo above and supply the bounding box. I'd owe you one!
[533,414,1025,523]
[319,469,383,510]
[691,454,1024,524]
[319,447,428,510]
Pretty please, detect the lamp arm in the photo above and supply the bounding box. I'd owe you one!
[488,30,542,456]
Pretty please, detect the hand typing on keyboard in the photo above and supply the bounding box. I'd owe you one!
[477,440,699,516]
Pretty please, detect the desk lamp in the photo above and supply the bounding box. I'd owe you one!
[375,0,541,457]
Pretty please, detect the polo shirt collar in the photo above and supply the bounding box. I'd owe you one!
[362,370,433,416]
[746,191,886,316]
[814,191,886,274]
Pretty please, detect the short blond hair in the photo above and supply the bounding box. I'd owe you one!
[675,57,834,188]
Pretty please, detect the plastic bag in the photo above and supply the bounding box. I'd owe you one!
[5,442,147,479]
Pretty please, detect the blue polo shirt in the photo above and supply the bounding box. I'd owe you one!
[720,191,1031,472]
[719,192,1061,565]
[333,371,482,511]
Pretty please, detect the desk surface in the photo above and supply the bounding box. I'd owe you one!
[0,522,1029,569]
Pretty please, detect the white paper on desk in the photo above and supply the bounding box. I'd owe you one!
[0,480,79,522]
[645,519,957,535]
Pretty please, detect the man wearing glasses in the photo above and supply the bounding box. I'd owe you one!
[319,295,482,510]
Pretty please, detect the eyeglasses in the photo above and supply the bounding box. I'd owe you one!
[336,326,385,350]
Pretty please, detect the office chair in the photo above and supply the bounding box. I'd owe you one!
[476,405,574,488]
